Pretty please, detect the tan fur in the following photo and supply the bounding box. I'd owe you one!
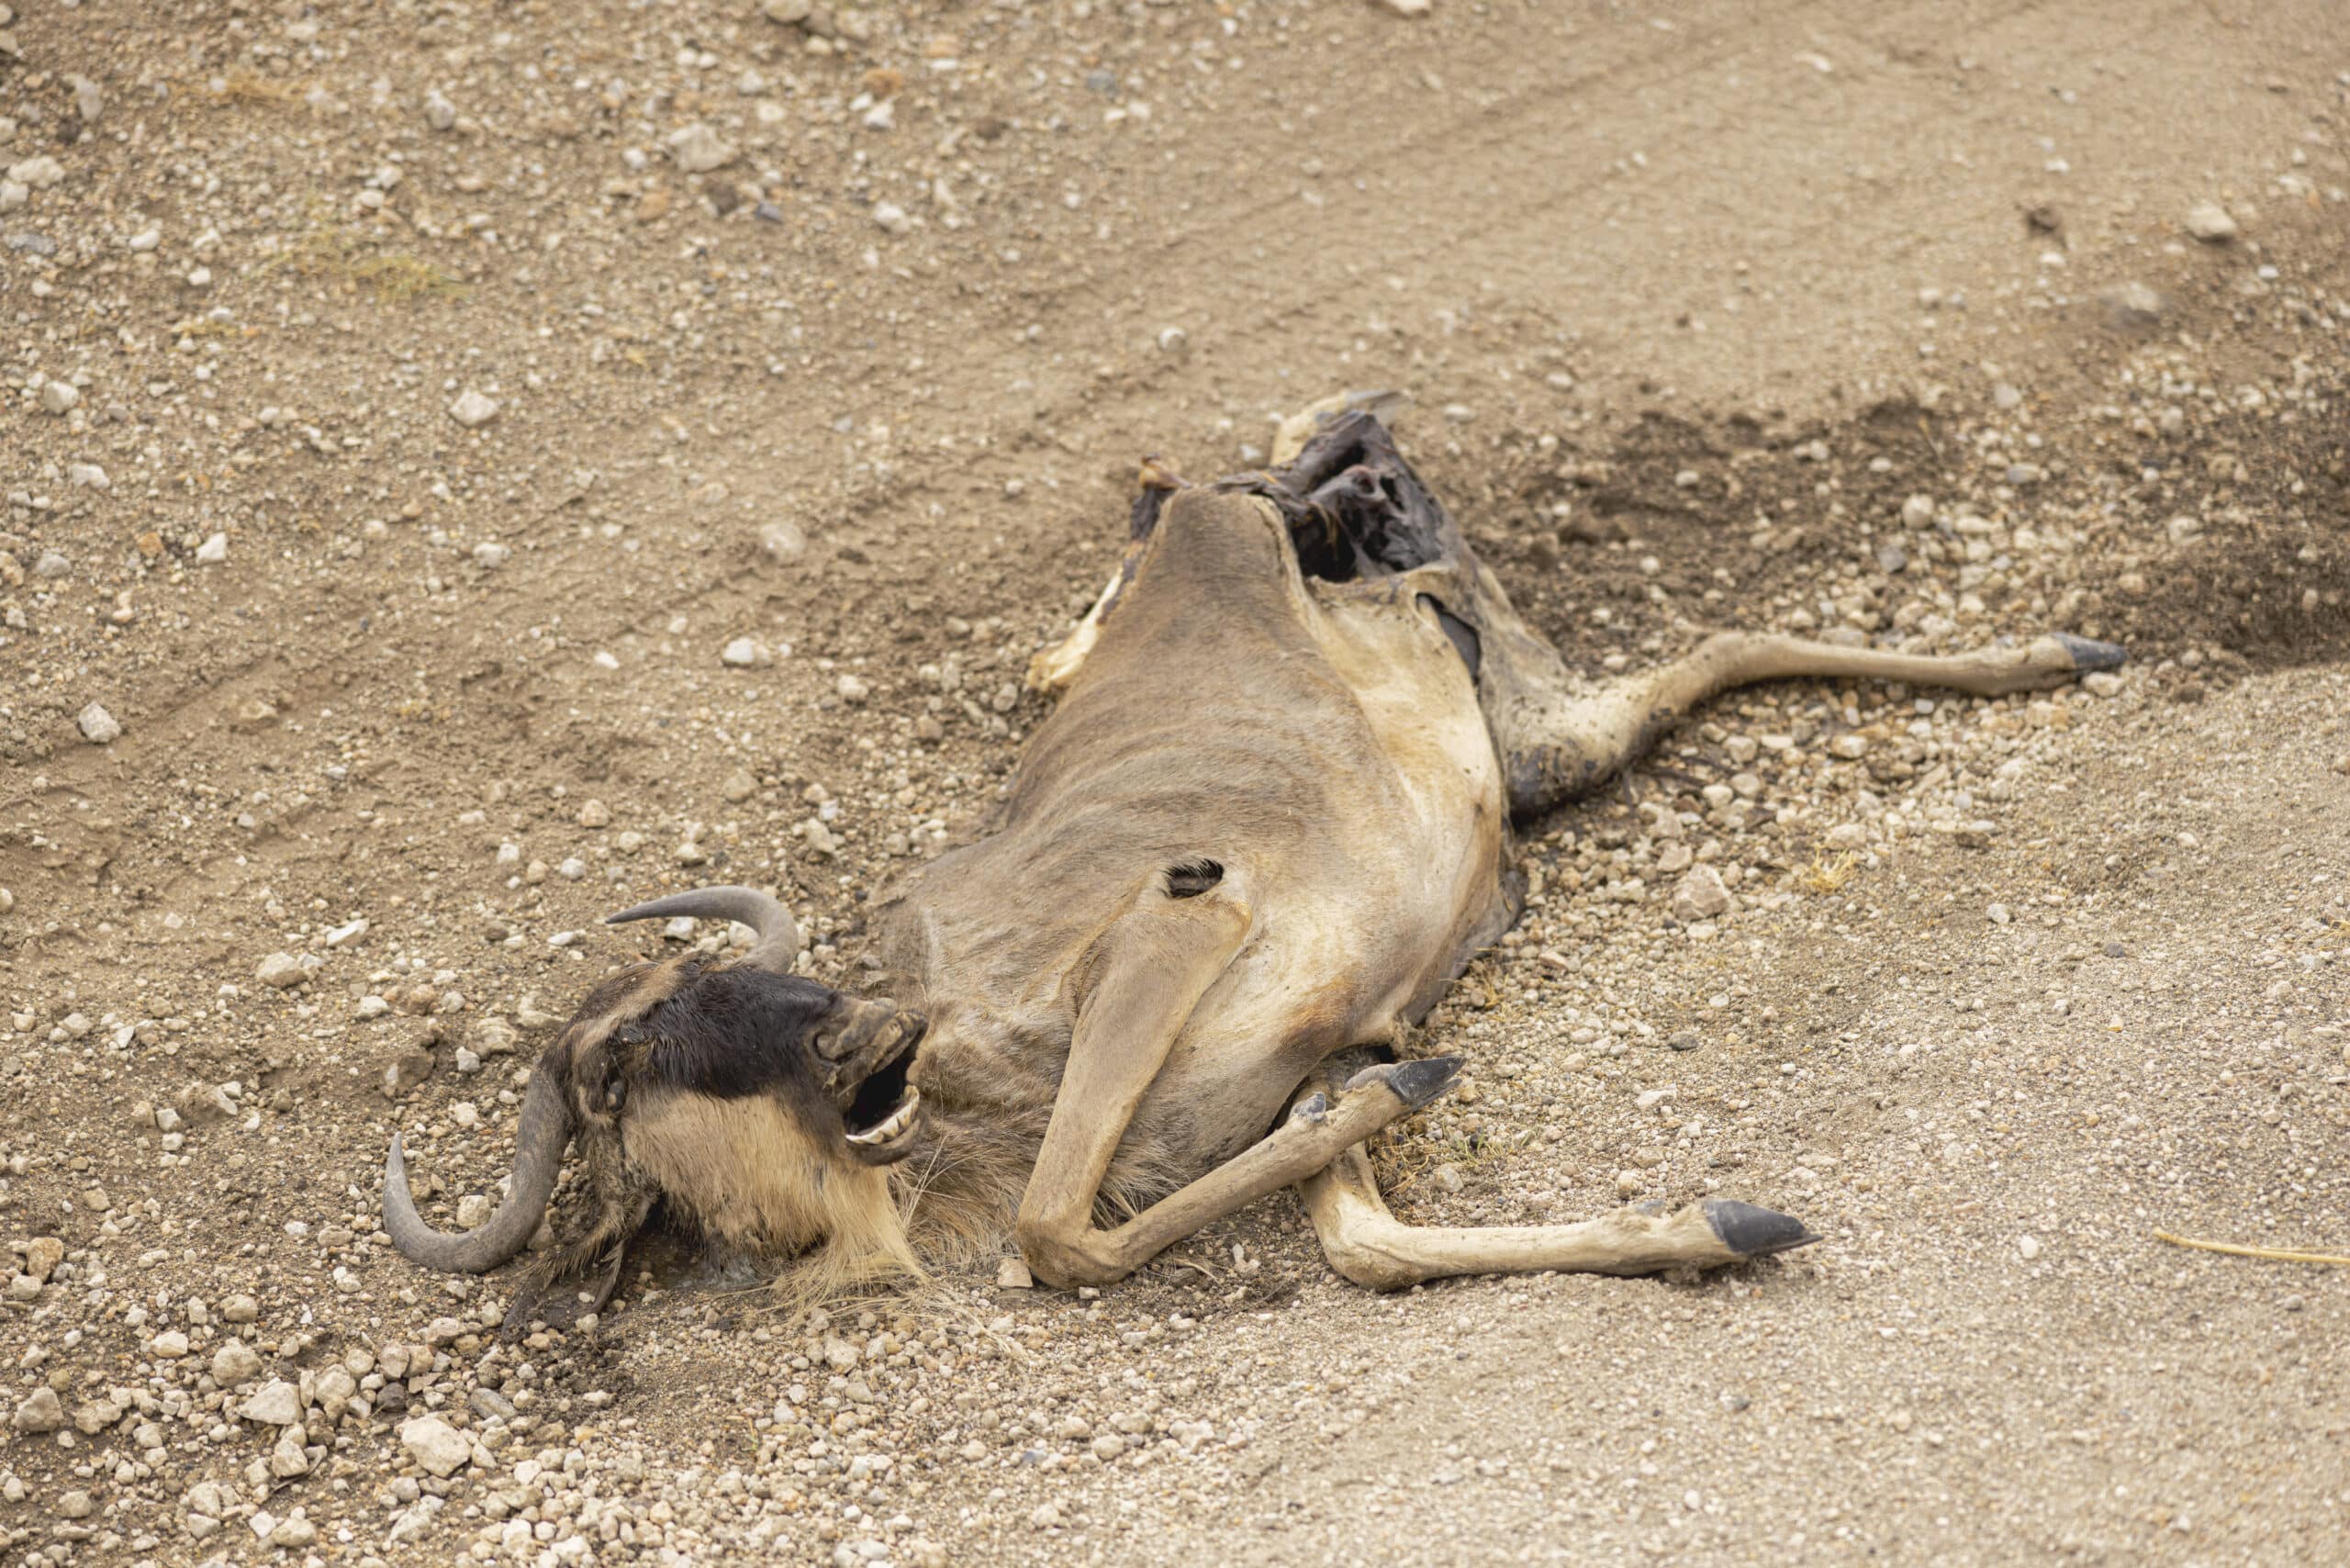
[623,1087,922,1303]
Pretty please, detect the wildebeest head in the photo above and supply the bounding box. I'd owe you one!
[382,888,928,1322]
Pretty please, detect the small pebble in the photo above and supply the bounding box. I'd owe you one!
[449,389,500,428]
[2184,201,2238,242]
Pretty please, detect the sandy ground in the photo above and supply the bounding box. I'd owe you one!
[4,1,2348,1564]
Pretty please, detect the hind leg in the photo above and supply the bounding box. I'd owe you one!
[1495,628,2127,818]
[1299,1140,1814,1290]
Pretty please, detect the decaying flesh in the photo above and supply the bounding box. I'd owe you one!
[384,403,2123,1326]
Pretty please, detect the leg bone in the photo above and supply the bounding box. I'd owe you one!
[1299,1142,1816,1291]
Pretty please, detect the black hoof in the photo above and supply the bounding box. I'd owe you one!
[1704,1199,1820,1259]
[1290,1092,1329,1125]
[1356,1055,1463,1111]
[2054,633,2127,673]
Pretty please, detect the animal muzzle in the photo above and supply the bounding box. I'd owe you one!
[822,1000,927,1163]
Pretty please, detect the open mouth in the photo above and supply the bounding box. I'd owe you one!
[842,1019,923,1159]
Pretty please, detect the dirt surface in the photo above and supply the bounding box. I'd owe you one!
[5,2,2349,1564]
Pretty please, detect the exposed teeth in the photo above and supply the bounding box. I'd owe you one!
[846,1087,921,1146]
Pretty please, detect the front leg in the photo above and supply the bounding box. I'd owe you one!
[1036,1057,1467,1285]
[1013,879,1249,1288]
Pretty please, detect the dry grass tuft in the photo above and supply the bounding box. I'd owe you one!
[1373,1126,1510,1198]
[210,73,311,108]
[1795,850,1861,895]
[264,219,467,305]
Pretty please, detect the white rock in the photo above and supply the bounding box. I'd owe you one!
[211,1339,263,1384]
[77,703,121,745]
[722,636,762,667]
[424,89,457,130]
[2017,1234,2042,1260]
[6,153,64,188]
[449,389,499,428]
[196,532,229,565]
[255,953,308,989]
[472,541,510,569]
[872,201,911,235]
[40,379,80,414]
[759,520,808,563]
[2184,202,2238,242]
[668,122,738,174]
[387,1495,444,1542]
[400,1414,474,1477]
[67,463,108,488]
[241,1380,303,1426]
[1670,865,1731,922]
[12,1386,63,1433]
[325,918,368,947]
[0,181,26,213]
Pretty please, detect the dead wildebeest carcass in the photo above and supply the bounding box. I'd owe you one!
[385,401,2123,1326]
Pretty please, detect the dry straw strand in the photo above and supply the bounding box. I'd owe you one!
[2153,1230,2350,1267]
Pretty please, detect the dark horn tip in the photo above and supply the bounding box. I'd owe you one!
[1704,1198,1821,1259]
[2054,633,2128,672]
[1357,1054,1463,1112]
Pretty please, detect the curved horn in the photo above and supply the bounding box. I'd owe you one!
[384,1061,573,1273]
[603,885,802,973]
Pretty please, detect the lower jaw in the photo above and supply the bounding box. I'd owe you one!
[845,1130,920,1167]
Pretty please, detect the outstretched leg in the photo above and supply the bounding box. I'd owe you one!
[1496,628,2126,817]
[1299,1139,1816,1290]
